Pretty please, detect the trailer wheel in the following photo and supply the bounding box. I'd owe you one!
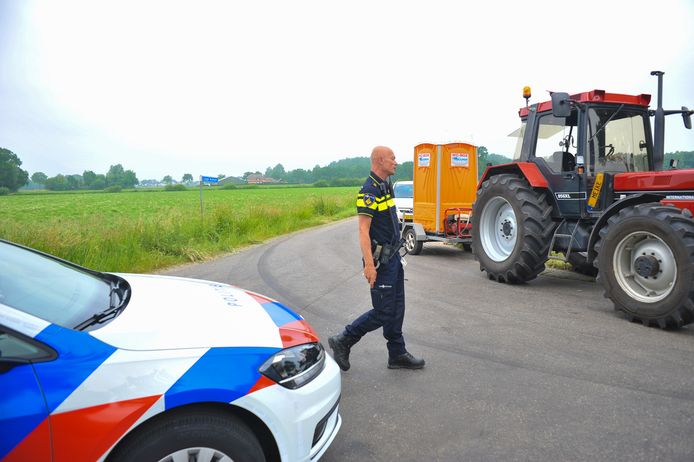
[403,228,423,255]
[594,203,694,328]
[472,174,554,283]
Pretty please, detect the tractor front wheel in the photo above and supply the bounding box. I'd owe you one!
[471,174,554,283]
[594,203,694,328]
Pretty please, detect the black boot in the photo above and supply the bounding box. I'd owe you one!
[328,332,358,371]
[388,352,425,369]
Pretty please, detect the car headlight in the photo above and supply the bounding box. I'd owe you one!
[259,342,326,389]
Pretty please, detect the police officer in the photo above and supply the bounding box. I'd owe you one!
[329,146,425,371]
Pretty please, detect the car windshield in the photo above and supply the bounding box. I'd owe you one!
[0,241,111,328]
[394,182,413,198]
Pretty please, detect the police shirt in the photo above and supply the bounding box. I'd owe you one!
[356,171,401,246]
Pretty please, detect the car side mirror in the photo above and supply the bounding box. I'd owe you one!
[682,107,692,129]
[551,92,572,118]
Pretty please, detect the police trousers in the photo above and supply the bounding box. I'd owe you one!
[345,257,406,357]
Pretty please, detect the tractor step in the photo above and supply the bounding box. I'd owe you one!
[548,219,582,261]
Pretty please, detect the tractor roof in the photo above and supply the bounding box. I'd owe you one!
[519,90,652,117]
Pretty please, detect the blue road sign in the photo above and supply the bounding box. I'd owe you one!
[201,176,219,184]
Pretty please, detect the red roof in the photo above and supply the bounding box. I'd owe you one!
[519,90,652,117]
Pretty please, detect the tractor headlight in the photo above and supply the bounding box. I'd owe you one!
[259,342,326,389]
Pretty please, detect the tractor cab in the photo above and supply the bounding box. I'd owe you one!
[510,90,654,219]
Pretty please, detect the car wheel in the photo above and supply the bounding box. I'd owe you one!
[109,408,266,462]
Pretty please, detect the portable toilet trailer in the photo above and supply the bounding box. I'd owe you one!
[402,142,478,254]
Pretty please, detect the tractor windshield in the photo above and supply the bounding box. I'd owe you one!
[510,123,527,160]
[586,107,650,173]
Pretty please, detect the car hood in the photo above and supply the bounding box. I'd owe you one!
[394,197,413,208]
[89,274,315,351]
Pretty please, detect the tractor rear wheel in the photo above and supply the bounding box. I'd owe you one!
[472,174,554,283]
[594,203,694,328]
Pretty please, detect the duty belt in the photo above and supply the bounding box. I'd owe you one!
[372,239,405,268]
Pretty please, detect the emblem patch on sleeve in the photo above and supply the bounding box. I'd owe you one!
[363,193,375,206]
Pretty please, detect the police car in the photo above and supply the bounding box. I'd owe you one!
[0,239,341,462]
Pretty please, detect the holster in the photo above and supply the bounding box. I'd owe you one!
[371,240,403,268]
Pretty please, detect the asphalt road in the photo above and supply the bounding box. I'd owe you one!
[162,217,694,462]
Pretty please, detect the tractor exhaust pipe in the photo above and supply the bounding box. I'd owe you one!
[651,70,665,170]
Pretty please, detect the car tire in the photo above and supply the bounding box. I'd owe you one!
[108,408,266,462]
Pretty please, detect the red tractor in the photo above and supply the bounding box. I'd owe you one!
[472,71,694,328]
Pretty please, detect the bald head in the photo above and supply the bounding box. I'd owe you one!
[370,146,397,179]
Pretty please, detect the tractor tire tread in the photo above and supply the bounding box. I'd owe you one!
[594,203,694,328]
[472,174,554,284]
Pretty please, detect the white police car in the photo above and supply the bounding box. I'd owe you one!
[0,239,341,462]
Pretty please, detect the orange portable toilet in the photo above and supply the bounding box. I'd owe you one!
[413,142,478,235]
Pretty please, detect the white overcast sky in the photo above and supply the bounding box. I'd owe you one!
[1,0,692,180]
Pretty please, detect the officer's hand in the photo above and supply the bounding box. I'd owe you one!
[363,264,377,288]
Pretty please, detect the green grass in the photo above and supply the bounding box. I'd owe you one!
[545,252,573,270]
[0,187,357,272]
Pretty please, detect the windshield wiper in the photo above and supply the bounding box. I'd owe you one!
[74,280,128,331]
[588,104,625,143]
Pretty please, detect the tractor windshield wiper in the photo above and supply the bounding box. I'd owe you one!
[74,279,129,331]
[588,104,625,143]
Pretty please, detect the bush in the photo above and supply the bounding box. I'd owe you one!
[313,180,330,188]
[165,184,187,191]
[0,187,10,196]
[221,183,237,190]
[104,185,122,193]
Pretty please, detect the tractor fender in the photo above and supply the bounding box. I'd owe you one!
[586,192,665,264]
[476,162,559,217]
[477,162,549,190]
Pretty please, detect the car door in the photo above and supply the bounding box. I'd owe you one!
[0,325,56,461]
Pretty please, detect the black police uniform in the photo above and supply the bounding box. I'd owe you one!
[344,171,407,358]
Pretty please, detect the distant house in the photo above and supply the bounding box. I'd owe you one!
[246,174,278,184]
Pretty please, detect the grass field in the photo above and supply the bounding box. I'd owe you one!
[0,186,357,272]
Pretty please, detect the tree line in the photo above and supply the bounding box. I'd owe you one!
[32,164,138,191]
[259,147,516,185]
[259,157,414,186]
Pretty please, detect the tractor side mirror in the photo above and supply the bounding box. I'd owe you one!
[682,107,692,129]
[551,92,572,118]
